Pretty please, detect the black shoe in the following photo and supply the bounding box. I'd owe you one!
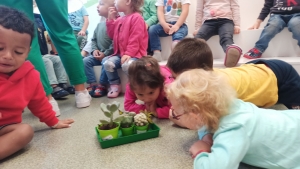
[59,83,75,94]
[50,50,58,55]
[51,86,69,99]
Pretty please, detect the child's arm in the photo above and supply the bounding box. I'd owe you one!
[169,3,190,35]
[156,106,171,118]
[27,73,73,128]
[249,0,273,29]
[122,15,147,62]
[193,124,249,169]
[91,25,104,60]
[78,16,89,36]
[91,25,99,53]
[103,43,114,57]
[124,84,146,114]
[157,6,172,34]
[78,7,89,36]
[194,0,204,36]
[230,0,241,34]
[106,7,118,39]
[145,0,158,28]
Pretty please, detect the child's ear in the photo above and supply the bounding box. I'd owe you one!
[126,0,131,6]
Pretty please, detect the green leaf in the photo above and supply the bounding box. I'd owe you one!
[100,120,109,124]
[114,116,124,123]
[104,111,111,118]
[147,117,153,124]
[108,104,119,113]
[100,103,109,113]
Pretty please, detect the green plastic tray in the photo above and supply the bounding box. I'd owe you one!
[95,123,160,149]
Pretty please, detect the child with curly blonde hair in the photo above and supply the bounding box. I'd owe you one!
[101,0,148,98]
[166,69,300,169]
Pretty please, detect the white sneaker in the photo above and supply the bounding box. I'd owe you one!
[49,97,61,117]
[75,89,92,108]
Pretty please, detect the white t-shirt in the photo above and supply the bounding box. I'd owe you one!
[155,0,191,22]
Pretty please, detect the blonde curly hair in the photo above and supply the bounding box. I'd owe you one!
[166,69,236,132]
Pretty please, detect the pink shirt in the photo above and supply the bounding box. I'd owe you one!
[106,12,148,58]
[124,66,173,119]
[195,0,240,30]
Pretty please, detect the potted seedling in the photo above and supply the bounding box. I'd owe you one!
[98,101,124,140]
[134,110,154,134]
[119,110,136,136]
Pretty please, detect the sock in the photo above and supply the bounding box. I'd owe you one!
[75,89,88,95]
[152,51,162,62]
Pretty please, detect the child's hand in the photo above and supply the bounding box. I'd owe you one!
[108,7,118,21]
[162,23,172,34]
[234,26,240,34]
[248,19,262,30]
[193,29,199,37]
[145,24,149,30]
[189,140,211,158]
[78,30,86,36]
[121,55,131,64]
[52,119,74,129]
[169,25,180,35]
[93,50,105,61]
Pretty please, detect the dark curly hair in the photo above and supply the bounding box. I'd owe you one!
[0,6,35,44]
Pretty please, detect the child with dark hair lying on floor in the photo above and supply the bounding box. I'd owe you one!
[124,56,172,118]
[166,69,300,169]
[0,6,74,160]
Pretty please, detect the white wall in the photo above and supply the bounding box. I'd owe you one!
[86,0,268,37]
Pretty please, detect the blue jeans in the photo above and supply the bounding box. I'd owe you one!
[255,13,300,52]
[101,55,137,85]
[83,55,108,85]
[195,18,234,52]
[148,21,188,51]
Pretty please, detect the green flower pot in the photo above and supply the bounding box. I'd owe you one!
[135,123,149,134]
[97,123,120,140]
[120,124,134,136]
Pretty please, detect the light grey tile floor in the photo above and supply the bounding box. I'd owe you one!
[0,95,287,169]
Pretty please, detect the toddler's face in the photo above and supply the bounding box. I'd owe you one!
[97,0,113,18]
[134,86,160,105]
[0,26,30,75]
[114,0,127,12]
[168,95,203,130]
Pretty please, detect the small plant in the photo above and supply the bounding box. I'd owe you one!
[134,110,154,126]
[98,101,124,130]
[140,110,154,124]
[119,110,136,128]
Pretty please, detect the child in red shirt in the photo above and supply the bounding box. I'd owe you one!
[0,6,74,160]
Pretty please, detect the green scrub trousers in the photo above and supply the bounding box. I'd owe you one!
[0,0,87,95]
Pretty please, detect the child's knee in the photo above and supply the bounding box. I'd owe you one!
[103,60,116,72]
[121,59,135,73]
[18,124,34,142]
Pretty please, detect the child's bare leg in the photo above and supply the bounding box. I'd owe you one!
[0,124,34,160]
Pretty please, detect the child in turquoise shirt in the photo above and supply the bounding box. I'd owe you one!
[166,68,300,169]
